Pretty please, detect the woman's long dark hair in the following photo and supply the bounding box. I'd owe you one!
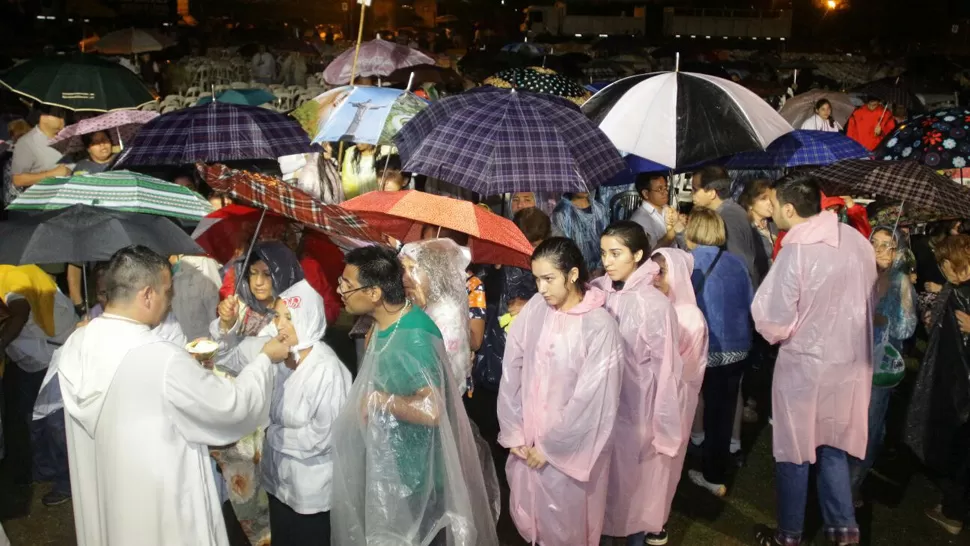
[814,98,835,129]
[532,237,589,294]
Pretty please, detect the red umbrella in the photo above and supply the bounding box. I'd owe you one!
[341,190,534,267]
[191,204,291,264]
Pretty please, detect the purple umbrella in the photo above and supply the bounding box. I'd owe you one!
[114,102,312,167]
[49,110,158,154]
[394,87,625,195]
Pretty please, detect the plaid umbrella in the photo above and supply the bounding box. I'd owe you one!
[0,54,156,112]
[7,170,212,221]
[0,204,203,265]
[115,102,312,167]
[341,190,534,268]
[198,163,382,246]
[874,107,970,170]
[322,38,434,85]
[725,130,871,169]
[394,87,625,195]
[811,160,970,219]
[484,67,591,106]
[48,110,158,154]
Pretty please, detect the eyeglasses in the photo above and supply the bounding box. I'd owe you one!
[649,187,669,194]
[871,242,896,253]
[336,276,374,297]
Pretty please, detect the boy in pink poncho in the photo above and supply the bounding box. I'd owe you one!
[751,173,876,546]
[592,222,683,546]
[651,248,709,535]
[498,238,622,546]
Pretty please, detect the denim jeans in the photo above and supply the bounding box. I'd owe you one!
[599,532,645,546]
[775,445,858,542]
[848,385,893,494]
[30,409,71,494]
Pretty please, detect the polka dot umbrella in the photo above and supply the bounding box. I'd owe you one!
[484,66,591,106]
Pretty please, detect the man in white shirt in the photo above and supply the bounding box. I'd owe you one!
[629,174,677,249]
[251,45,277,84]
[57,245,289,546]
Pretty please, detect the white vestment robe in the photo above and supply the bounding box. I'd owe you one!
[58,314,276,546]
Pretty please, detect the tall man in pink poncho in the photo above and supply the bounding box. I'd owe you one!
[751,173,876,546]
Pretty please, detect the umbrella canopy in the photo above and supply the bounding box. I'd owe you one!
[853,77,923,111]
[7,170,213,221]
[310,86,428,146]
[394,87,625,195]
[501,43,549,57]
[387,64,465,90]
[873,107,970,169]
[198,163,382,245]
[342,190,534,268]
[811,159,970,219]
[725,130,871,169]
[92,28,175,55]
[49,110,158,154]
[114,102,312,167]
[583,71,793,169]
[195,88,276,107]
[0,204,203,265]
[779,89,858,129]
[0,53,156,112]
[191,204,293,263]
[322,39,434,85]
[484,66,591,106]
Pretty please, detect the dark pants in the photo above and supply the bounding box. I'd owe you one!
[2,363,45,484]
[30,408,71,494]
[941,422,970,522]
[701,360,745,484]
[268,494,331,546]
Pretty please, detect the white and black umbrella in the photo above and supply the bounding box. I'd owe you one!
[582,71,793,169]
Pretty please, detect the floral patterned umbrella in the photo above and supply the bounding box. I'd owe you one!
[874,107,970,169]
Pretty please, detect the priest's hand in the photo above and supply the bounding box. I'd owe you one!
[218,295,239,332]
[261,335,291,363]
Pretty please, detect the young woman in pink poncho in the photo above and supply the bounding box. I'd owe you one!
[497,237,623,546]
[589,222,683,546]
[651,247,710,540]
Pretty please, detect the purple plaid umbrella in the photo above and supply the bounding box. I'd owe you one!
[724,130,871,169]
[114,102,312,167]
[394,87,625,195]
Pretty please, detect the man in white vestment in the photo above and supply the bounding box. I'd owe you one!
[57,246,290,546]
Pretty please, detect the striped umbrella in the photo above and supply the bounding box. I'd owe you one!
[6,170,212,221]
[341,190,534,267]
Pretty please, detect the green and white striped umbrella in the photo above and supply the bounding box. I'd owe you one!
[7,170,213,221]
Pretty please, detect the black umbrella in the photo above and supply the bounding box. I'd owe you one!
[0,204,204,265]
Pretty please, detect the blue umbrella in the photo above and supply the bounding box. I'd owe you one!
[394,87,625,195]
[195,88,276,107]
[724,130,871,169]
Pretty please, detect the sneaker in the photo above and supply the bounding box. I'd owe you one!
[688,470,727,497]
[42,489,71,507]
[926,505,963,535]
[645,528,668,545]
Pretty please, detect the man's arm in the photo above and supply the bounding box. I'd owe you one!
[13,165,70,188]
[372,387,441,427]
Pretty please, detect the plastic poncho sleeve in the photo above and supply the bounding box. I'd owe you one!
[537,315,622,483]
[751,245,801,345]
[886,274,918,343]
[163,348,276,446]
[496,308,527,450]
[649,307,685,458]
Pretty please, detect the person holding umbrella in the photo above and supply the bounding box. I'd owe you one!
[71,131,115,175]
[846,96,896,151]
[8,107,69,197]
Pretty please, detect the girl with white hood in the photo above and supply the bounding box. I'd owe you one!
[217,280,351,546]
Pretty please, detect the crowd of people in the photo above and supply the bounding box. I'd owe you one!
[3,149,970,546]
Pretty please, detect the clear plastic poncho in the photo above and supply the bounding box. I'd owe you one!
[400,238,473,394]
[330,305,499,546]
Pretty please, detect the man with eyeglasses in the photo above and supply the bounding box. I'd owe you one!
[330,245,499,546]
[630,174,680,250]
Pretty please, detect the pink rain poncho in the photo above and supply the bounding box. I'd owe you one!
[751,211,877,464]
[497,290,622,546]
[652,248,709,524]
[590,262,684,537]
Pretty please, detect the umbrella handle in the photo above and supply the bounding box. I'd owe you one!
[234,208,268,296]
[349,3,368,85]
